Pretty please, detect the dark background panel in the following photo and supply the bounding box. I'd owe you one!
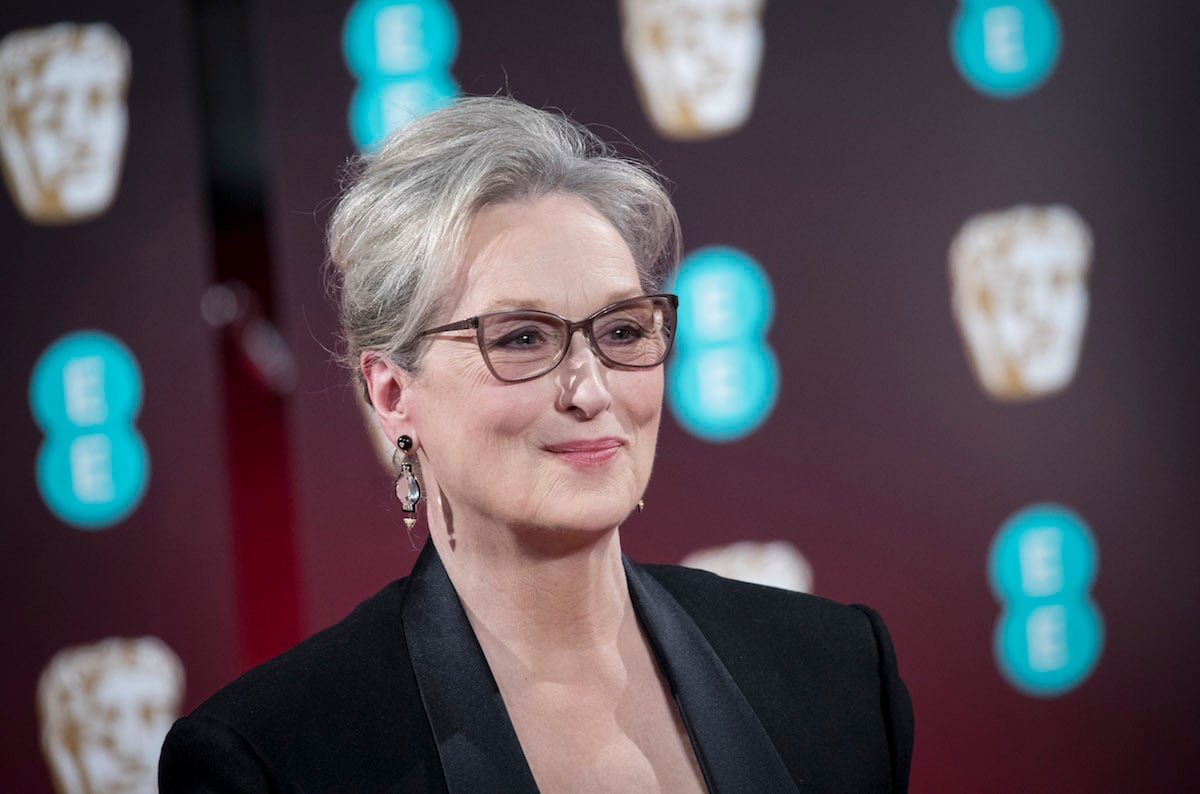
[3,0,1198,791]
[0,1,239,789]
[257,1,1200,791]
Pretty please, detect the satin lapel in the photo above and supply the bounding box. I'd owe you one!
[401,542,540,793]
[623,557,799,794]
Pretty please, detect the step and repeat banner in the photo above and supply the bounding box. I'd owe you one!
[255,1,1198,791]
[4,0,1198,791]
[0,2,239,791]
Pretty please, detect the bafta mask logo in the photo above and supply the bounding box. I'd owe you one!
[37,637,184,794]
[681,540,812,593]
[949,205,1092,401]
[0,23,131,224]
[620,0,765,141]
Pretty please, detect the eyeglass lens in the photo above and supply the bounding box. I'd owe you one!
[479,296,675,381]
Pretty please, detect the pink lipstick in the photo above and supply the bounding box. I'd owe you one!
[543,438,624,467]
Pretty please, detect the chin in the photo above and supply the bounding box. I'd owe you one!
[527,487,640,536]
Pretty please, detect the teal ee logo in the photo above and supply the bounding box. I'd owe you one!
[344,0,460,150]
[29,331,149,530]
[988,503,1103,697]
[950,0,1061,98]
[667,246,779,442]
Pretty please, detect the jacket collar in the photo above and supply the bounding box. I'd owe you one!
[402,540,795,793]
[622,557,798,793]
[401,540,539,792]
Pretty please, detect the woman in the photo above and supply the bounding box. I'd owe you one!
[160,97,912,792]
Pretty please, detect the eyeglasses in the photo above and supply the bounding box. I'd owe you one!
[419,294,678,383]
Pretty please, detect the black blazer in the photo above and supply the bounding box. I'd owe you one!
[160,541,913,792]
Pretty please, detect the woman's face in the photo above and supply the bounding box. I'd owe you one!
[406,193,664,539]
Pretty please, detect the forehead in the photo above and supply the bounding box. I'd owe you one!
[451,193,642,313]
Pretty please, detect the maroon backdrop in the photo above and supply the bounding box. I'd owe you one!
[1,1,239,789]
[4,1,1198,791]
[256,2,1200,791]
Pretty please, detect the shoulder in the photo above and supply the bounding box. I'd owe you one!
[160,577,443,791]
[639,562,883,660]
[639,562,913,790]
[196,577,414,726]
[637,561,893,705]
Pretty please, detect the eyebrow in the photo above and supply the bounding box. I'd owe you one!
[474,289,645,316]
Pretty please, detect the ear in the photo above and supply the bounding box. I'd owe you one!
[361,350,416,445]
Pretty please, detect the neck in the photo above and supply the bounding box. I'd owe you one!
[425,496,631,658]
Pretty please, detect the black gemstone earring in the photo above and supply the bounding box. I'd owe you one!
[395,435,421,530]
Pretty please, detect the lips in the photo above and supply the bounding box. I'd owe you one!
[543,437,625,466]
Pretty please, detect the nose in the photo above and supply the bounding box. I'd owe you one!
[555,332,612,419]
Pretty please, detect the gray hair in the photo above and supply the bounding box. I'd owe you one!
[327,96,682,395]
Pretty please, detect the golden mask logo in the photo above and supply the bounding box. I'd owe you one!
[0,23,131,224]
[37,637,183,794]
[620,0,765,141]
[681,540,812,593]
[949,205,1092,401]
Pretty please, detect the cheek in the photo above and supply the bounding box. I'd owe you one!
[618,369,666,429]
[412,363,485,449]
[476,388,548,442]
[421,373,543,458]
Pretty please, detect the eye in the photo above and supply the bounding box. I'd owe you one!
[607,323,645,343]
[490,326,550,349]
[596,316,649,345]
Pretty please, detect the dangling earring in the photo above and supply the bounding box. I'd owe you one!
[637,499,645,513]
[396,435,421,531]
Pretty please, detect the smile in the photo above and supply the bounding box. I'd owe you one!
[543,438,625,467]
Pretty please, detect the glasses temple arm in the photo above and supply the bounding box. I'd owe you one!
[419,317,479,337]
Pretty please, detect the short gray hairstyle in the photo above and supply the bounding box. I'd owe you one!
[327,96,682,395]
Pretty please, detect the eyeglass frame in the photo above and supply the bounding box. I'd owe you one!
[418,293,679,384]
